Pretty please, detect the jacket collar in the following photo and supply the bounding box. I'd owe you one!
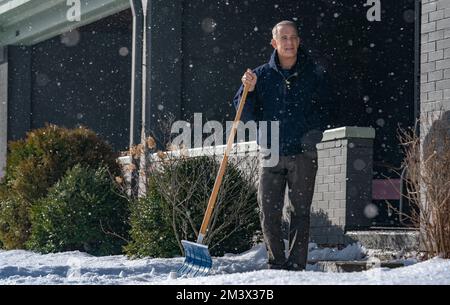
[268,47,309,74]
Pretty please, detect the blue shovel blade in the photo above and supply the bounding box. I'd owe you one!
[177,240,213,277]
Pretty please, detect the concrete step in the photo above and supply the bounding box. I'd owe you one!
[345,229,419,252]
[314,260,405,273]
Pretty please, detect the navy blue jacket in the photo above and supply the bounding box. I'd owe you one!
[233,48,334,156]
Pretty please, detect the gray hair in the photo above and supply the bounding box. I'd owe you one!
[272,20,299,38]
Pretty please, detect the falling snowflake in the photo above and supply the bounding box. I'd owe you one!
[119,47,129,57]
[364,204,379,219]
[60,30,80,47]
[353,159,366,171]
[376,118,385,127]
[201,18,217,33]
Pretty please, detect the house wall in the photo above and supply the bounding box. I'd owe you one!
[418,0,450,251]
[6,10,132,151]
[0,47,7,178]
[7,46,32,141]
[5,1,417,170]
[420,0,450,127]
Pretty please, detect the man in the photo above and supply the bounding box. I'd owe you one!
[233,20,333,271]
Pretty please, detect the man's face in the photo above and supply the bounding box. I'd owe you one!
[271,25,300,60]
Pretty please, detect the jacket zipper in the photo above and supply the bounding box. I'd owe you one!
[276,71,298,153]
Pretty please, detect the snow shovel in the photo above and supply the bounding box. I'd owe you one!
[177,84,251,277]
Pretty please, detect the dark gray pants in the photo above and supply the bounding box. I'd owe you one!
[258,152,317,270]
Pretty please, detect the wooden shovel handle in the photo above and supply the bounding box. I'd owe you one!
[198,85,251,242]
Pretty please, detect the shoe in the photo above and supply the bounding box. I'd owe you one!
[282,261,305,271]
[267,262,285,270]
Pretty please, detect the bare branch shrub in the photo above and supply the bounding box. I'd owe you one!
[398,111,450,258]
[146,149,261,255]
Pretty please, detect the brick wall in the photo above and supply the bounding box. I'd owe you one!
[421,0,450,122]
[310,127,375,245]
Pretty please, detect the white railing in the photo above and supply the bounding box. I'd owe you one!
[117,141,260,195]
[0,0,31,16]
[118,141,259,166]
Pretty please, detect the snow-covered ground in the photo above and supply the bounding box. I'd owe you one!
[0,243,448,285]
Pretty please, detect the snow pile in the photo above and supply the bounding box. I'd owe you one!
[0,244,449,285]
[0,249,178,285]
[173,257,450,285]
[308,242,367,262]
[211,244,268,275]
[211,242,367,275]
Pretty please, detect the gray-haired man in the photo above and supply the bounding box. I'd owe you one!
[234,21,333,270]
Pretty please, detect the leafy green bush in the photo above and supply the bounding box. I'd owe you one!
[27,165,130,256]
[0,124,120,249]
[126,155,260,258]
[0,194,30,249]
[5,124,120,201]
[124,180,180,258]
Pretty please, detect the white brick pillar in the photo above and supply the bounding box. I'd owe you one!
[421,0,450,123]
[420,0,450,202]
[310,127,375,246]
